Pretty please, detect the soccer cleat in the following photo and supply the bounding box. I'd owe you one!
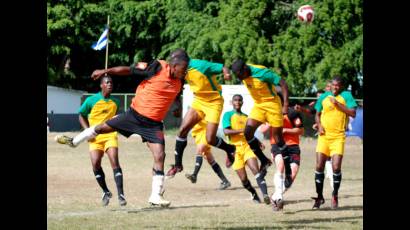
[312,196,325,209]
[331,195,338,209]
[185,173,197,183]
[219,181,231,190]
[166,165,183,179]
[263,194,271,205]
[252,193,261,203]
[149,195,171,207]
[54,135,75,147]
[118,194,127,206]
[272,198,284,211]
[101,191,112,206]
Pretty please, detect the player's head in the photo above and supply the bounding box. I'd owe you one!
[331,76,343,95]
[325,80,332,92]
[231,59,250,80]
[170,48,190,61]
[232,94,243,110]
[100,75,113,95]
[169,55,189,80]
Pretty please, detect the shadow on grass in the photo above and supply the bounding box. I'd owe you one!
[124,203,229,213]
[282,205,363,215]
[284,193,363,205]
[140,226,329,229]
[279,215,363,226]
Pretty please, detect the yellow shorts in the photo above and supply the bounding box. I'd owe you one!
[232,142,257,170]
[191,97,224,124]
[191,121,211,155]
[249,98,283,128]
[89,133,118,152]
[316,135,345,157]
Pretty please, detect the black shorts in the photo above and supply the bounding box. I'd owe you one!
[106,107,165,145]
[271,144,301,165]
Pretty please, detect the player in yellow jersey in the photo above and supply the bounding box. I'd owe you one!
[184,118,231,190]
[166,49,237,178]
[77,75,125,206]
[231,59,289,211]
[223,94,271,204]
[311,76,357,209]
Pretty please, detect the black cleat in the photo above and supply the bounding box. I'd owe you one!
[101,191,112,206]
[219,181,231,190]
[312,196,325,209]
[118,194,127,206]
[185,173,197,183]
[252,193,261,203]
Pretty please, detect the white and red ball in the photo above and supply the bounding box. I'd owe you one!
[297,5,314,23]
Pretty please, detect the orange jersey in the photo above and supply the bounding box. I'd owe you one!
[270,108,303,145]
[131,60,182,122]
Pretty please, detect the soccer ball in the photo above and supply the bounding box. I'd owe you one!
[297,5,314,23]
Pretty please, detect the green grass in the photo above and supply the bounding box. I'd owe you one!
[47,133,363,229]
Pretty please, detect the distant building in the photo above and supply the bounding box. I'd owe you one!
[47,85,86,132]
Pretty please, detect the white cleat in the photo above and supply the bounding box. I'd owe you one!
[54,135,75,147]
[148,195,171,207]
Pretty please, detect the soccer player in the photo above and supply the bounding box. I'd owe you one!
[311,76,357,209]
[55,53,189,207]
[270,94,304,195]
[222,94,270,204]
[166,49,237,178]
[184,118,231,190]
[77,75,126,206]
[230,59,289,211]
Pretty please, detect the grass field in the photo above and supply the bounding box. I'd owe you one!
[47,132,363,229]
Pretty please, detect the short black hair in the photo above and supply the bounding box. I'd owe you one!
[100,75,112,84]
[332,76,343,85]
[169,55,189,66]
[231,59,247,74]
[170,48,190,61]
[232,94,243,100]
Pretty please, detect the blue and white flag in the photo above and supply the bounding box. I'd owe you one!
[91,27,109,51]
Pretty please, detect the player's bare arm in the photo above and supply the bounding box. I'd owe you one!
[79,115,90,129]
[279,79,289,114]
[315,111,325,135]
[91,66,132,80]
[283,127,304,135]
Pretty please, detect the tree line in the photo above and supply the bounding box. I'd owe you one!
[47,0,362,97]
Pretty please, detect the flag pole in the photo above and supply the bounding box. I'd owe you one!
[104,15,110,73]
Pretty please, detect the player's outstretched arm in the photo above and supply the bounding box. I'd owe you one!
[91,66,132,80]
[330,98,356,118]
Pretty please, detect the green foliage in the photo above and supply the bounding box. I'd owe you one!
[47,0,363,97]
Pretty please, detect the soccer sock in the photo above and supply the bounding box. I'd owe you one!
[73,126,97,146]
[315,171,325,198]
[210,161,228,183]
[283,155,292,177]
[248,137,269,163]
[151,171,165,198]
[255,173,268,196]
[242,179,257,196]
[94,167,109,193]
[213,136,235,162]
[332,171,342,196]
[113,168,124,197]
[192,155,203,176]
[273,172,284,200]
[175,137,187,167]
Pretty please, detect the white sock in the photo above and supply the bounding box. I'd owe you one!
[151,175,165,198]
[272,172,284,200]
[72,126,97,146]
